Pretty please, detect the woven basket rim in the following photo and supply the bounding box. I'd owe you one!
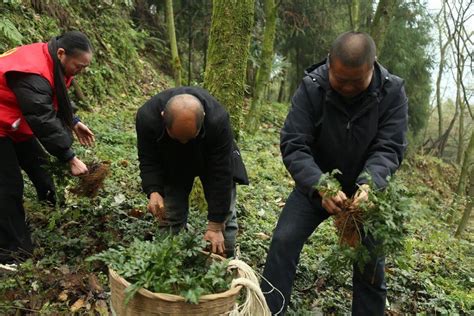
[109,265,242,303]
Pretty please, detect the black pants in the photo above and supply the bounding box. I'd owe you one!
[261,188,386,315]
[15,137,56,204]
[0,137,55,263]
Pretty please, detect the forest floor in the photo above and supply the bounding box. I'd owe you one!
[0,95,472,315]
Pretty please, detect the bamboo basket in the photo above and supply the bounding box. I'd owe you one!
[109,254,242,316]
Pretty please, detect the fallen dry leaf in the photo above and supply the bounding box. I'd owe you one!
[255,232,271,240]
[58,290,68,302]
[70,298,86,312]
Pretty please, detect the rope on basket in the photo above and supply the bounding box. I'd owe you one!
[227,259,275,316]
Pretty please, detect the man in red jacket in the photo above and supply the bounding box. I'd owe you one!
[0,31,95,263]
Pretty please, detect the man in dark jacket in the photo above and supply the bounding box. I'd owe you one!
[136,87,248,257]
[261,32,408,315]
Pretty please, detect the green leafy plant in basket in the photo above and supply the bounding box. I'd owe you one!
[87,231,233,304]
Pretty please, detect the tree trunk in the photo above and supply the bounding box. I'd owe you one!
[289,45,301,99]
[165,0,182,87]
[187,9,193,86]
[456,130,474,196]
[436,39,451,139]
[349,0,360,31]
[439,101,459,157]
[277,72,286,103]
[204,0,254,138]
[246,0,277,132]
[246,59,256,97]
[448,130,474,224]
[434,1,453,141]
[457,104,465,164]
[370,0,397,52]
[455,167,474,238]
[203,37,208,76]
[455,45,467,164]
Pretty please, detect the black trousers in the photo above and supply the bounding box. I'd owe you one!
[14,137,56,204]
[261,188,386,315]
[0,137,55,263]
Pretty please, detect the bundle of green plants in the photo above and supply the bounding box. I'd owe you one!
[87,232,232,304]
[315,170,411,269]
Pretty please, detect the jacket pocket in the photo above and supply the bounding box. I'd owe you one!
[232,145,249,185]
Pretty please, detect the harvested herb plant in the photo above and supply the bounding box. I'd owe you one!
[88,232,232,304]
[315,170,411,268]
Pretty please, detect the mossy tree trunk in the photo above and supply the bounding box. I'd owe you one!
[204,0,254,138]
[349,0,360,31]
[370,0,397,52]
[246,0,277,132]
[165,0,182,87]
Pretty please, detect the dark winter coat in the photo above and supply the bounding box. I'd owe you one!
[280,59,408,199]
[135,86,249,223]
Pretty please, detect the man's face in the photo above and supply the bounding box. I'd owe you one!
[57,48,92,77]
[328,57,373,98]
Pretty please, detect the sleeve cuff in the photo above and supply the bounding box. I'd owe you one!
[145,187,163,199]
[357,172,386,190]
[58,149,75,162]
[207,212,227,223]
[72,116,81,126]
[206,221,225,232]
[356,177,369,185]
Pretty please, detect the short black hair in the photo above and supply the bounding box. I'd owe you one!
[329,31,376,67]
[58,31,92,56]
[163,94,205,131]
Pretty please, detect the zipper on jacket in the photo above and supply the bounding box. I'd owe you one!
[346,120,352,150]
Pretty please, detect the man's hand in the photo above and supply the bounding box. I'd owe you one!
[319,190,347,214]
[73,122,95,147]
[352,184,370,207]
[148,192,166,221]
[69,156,88,176]
[204,221,225,255]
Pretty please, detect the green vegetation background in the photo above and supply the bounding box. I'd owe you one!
[0,2,472,315]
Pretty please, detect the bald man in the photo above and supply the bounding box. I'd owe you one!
[261,32,408,314]
[135,87,248,257]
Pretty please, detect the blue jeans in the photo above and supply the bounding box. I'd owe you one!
[157,178,238,258]
[261,188,386,315]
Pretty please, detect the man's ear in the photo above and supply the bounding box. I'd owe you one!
[161,111,165,117]
[57,47,66,60]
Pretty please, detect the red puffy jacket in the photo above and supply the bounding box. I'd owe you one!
[0,42,72,142]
